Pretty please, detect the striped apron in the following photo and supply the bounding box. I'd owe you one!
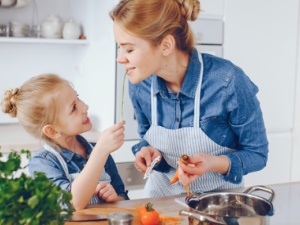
[143,53,243,197]
[44,144,111,204]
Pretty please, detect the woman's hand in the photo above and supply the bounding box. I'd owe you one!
[177,153,230,187]
[94,182,122,202]
[96,120,125,154]
[134,146,161,173]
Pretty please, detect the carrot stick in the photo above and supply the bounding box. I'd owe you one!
[169,169,179,185]
[169,155,189,184]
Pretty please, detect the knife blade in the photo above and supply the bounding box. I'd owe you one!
[63,213,108,222]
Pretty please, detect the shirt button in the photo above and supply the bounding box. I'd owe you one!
[176,118,179,122]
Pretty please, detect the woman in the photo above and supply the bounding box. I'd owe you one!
[110,0,268,197]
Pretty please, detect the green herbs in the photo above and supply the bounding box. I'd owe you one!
[0,150,73,225]
[120,70,127,121]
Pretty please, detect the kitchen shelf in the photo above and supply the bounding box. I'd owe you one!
[0,37,90,45]
[0,123,99,153]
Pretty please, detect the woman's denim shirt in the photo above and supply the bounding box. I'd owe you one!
[129,49,269,185]
[28,135,129,201]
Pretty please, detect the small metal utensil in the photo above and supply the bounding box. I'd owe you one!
[144,155,161,179]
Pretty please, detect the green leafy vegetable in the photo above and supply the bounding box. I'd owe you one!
[0,150,73,225]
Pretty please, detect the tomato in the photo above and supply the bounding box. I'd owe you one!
[139,202,160,225]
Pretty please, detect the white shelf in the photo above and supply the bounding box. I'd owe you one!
[0,37,90,45]
[0,123,99,153]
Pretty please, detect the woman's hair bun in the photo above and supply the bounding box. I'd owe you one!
[177,0,200,21]
[1,88,19,117]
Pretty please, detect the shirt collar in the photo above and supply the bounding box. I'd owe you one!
[60,135,92,162]
[152,48,201,99]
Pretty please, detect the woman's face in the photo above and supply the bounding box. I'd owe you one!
[113,22,164,84]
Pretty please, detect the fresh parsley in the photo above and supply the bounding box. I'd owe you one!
[0,150,73,225]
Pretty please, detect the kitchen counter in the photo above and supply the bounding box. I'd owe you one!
[65,181,300,225]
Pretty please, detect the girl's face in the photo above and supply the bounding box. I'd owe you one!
[55,84,92,137]
[113,22,164,84]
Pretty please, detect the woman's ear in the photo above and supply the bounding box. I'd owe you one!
[161,34,175,56]
[43,125,61,139]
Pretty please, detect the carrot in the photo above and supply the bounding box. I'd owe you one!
[169,155,193,195]
[169,155,189,184]
[160,215,181,225]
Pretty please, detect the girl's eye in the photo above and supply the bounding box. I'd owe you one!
[126,49,133,53]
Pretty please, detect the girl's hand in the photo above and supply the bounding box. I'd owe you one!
[94,182,119,203]
[96,120,125,153]
[134,146,161,173]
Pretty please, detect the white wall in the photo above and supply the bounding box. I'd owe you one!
[223,0,300,185]
[292,26,300,182]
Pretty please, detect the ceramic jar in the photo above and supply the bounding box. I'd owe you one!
[41,15,64,39]
[62,19,81,40]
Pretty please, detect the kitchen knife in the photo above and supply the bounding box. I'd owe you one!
[63,213,108,222]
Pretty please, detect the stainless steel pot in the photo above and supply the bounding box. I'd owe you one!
[179,185,275,225]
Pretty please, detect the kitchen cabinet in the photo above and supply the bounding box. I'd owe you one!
[223,0,300,185]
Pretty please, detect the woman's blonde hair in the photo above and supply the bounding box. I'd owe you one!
[110,0,201,53]
[1,74,70,146]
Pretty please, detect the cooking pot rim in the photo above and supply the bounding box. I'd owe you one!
[185,185,275,217]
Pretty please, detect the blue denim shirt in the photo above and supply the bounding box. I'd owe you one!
[129,49,268,184]
[28,135,129,201]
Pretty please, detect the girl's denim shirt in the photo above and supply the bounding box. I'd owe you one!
[28,135,129,201]
[129,49,269,185]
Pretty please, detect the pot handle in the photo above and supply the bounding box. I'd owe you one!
[179,210,226,225]
[243,185,275,202]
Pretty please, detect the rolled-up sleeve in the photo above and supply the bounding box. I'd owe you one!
[221,68,268,183]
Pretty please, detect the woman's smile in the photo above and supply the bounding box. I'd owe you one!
[83,116,90,125]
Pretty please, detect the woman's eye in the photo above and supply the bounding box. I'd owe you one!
[126,49,133,53]
[72,104,77,112]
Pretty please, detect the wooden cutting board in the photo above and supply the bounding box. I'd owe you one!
[64,207,142,225]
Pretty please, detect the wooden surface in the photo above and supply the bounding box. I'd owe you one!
[65,182,300,225]
[65,194,187,225]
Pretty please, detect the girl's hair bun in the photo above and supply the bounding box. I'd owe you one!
[1,88,19,117]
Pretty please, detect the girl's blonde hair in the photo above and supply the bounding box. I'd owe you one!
[1,74,70,146]
[110,0,200,53]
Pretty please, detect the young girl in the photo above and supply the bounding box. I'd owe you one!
[1,74,129,210]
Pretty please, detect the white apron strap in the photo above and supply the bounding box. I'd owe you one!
[44,143,73,182]
[151,53,204,128]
